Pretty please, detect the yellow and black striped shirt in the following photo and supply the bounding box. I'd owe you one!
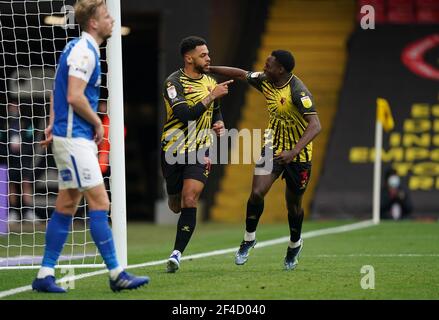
[161,69,220,154]
[247,72,317,162]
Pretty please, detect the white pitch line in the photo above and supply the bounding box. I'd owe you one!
[0,220,375,299]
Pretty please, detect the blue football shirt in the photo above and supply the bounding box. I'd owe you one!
[52,32,101,140]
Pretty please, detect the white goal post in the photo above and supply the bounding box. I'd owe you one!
[0,0,127,269]
[106,0,127,268]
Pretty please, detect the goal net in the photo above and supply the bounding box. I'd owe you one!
[0,0,127,269]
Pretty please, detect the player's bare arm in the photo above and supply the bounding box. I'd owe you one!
[275,114,321,164]
[209,66,247,81]
[67,75,104,144]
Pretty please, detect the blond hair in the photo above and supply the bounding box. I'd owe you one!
[74,0,105,31]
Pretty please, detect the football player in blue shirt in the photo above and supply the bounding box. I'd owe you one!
[32,0,149,293]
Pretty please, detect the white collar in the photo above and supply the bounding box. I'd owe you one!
[81,32,100,56]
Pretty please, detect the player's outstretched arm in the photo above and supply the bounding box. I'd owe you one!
[209,66,247,81]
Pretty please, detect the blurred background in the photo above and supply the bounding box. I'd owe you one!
[1,0,438,226]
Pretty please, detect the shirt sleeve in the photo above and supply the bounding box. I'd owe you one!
[292,88,317,116]
[245,71,265,92]
[163,79,186,109]
[67,44,96,83]
[164,79,208,122]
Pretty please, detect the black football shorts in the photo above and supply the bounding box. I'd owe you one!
[161,149,211,195]
[255,148,311,195]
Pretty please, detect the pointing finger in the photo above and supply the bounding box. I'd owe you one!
[220,79,234,86]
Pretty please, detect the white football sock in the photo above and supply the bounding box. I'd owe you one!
[288,238,302,249]
[244,231,256,241]
[37,266,55,279]
[109,266,124,281]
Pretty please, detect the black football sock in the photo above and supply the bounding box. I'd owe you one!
[288,209,304,243]
[245,200,264,234]
[173,207,197,253]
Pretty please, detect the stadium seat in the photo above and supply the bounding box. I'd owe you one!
[416,0,439,23]
[357,0,386,24]
[358,0,385,6]
[416,9,439,23]
[356,0,439,25]
[416,0,439,6]
[388,0,415,24]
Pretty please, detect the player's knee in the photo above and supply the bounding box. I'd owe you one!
[181,193,198,208]
[56,198,77,214]
[88,194,110,211]
[182,198,197,208]
[249,190,265,204]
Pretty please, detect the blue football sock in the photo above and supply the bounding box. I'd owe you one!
[89,210,119,270]
[41,211,73,268]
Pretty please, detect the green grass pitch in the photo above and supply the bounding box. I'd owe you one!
[0,220,438,300]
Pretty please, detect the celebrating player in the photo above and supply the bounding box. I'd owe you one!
[209,50,321,270]
[161,36,232,273]
[32,0,149,293]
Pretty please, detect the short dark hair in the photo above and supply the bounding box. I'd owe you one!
[271,50,295,73]
[180,36,207,56]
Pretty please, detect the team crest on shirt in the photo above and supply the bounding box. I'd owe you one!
[300,96,313,108]
[167,84,177,99]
